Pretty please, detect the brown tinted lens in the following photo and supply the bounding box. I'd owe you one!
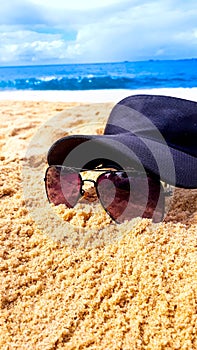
[97,172,164,223]
[97,172,130,221]
[45,166,81,207]
[144,176,164,223]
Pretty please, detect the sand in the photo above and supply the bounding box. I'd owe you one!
[0,90,197,349]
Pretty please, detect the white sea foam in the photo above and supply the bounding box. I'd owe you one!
[0,88,197,103]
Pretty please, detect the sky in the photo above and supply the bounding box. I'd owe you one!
[0,0,197,66]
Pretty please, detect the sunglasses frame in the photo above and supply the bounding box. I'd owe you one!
[44,165,172,223]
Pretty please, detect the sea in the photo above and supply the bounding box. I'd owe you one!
[0,59,197,91]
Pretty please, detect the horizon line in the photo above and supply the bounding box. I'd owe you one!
[0,57,197,69]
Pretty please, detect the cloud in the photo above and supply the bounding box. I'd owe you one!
[55,1,197,62]
[0,0,197,65]
[0,28,74,64]
[0,1,44,25]
[31,0,124,11]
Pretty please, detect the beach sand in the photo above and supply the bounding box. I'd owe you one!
[0,89,197,349]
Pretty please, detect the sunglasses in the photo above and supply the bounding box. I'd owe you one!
[44,165,172,223]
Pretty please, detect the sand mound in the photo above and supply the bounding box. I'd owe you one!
[0,100,196,349]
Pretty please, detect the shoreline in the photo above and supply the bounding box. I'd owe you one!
[0,87,197,102]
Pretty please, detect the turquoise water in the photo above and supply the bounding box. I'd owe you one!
[0,59,197,90]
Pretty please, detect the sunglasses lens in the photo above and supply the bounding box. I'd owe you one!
[145,176,164,223]
[45,166,81,207]
[97,172,164,223]
[97,172,130,221]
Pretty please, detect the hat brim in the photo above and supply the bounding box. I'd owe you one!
[47,134,197,189]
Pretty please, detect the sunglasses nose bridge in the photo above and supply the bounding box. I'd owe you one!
[80,179,97,195]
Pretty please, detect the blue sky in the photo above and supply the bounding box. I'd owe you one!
[0,0,197,66]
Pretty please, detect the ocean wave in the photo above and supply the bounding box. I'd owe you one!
[0,75,196,91]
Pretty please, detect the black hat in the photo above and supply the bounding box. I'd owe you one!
[47,94,197,189]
